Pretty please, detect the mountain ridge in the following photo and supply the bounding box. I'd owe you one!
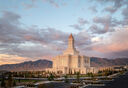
[91,57,128,67]
[0,59,52,71]
[0,57,128,71]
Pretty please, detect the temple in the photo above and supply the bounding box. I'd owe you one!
[46,34,96,74]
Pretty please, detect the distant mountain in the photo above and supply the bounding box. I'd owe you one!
[0,58,128,71]
[90,57,128,67]
[0,59,52,71]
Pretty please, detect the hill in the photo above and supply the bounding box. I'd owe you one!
[91,57,128,67]
[0,59,52,71]
[0,58,128,71]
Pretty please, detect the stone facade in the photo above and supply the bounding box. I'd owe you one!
[46,34,97,74]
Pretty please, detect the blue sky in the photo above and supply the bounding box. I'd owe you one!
[0,0,124,33]
[0,0,128,65]
[0,0,111,33]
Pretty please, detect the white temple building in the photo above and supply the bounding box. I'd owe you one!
[46,34,97,74]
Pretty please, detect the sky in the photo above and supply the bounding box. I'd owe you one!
[0,0,128,65]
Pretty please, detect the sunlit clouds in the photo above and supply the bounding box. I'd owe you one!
[0,0,128,65]
[0,54,29,65]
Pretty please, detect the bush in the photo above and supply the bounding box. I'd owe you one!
[48,73,54,81]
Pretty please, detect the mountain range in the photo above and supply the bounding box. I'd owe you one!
[0,60,52,71]
[0,57,128,71]
[91,57,128,67]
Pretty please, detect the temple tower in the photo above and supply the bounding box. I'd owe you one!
[68,34,74,49]
[63,34,79,55]
[45,33,95,75]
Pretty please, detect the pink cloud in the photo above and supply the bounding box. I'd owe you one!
[0,54,30,65]
[92,27,128,53]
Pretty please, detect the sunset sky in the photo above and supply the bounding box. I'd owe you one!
[0,0,128,65]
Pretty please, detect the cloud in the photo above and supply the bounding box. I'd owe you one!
[0,11,91,61]
[21,0,60,9]
[91,37,101,42]
[89,6,97,13]
[91,27,128,58]
[69,24,83,30]
[21,0,37,9]
[0,9,128,65]
[108,50,128,58]
[78,18,89,25]
[0,11,68,59]
[69,18,88,30]
[122,6,128,19]
[75,30,91,46]
[90,15,121,34]
[112,0,125,8]
[22,3,36,9]
[104,6,117,13]
[1,11,21,24]
[0,11,25,44]
[91,0,128,13]
[0,54,29,65]
[43,0,59,8]
[95,0,124,8]
[89,24,107,34]
[121,6,128,26]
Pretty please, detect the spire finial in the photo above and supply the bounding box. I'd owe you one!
[69,33,73,39]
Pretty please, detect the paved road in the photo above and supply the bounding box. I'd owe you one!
[86,72,128,88]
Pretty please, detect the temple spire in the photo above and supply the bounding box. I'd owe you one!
[63,33,79,55]
[68,34,74,49]
[69,34,73,39]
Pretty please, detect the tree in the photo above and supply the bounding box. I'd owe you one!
[48,73,54,81]
[7,73,13,87]
[64,75,68,83]
[86,72,94,77]
[13,80,16,86]
[18,78,21,83]
[1,74,6,87]
[76,72,80,83]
